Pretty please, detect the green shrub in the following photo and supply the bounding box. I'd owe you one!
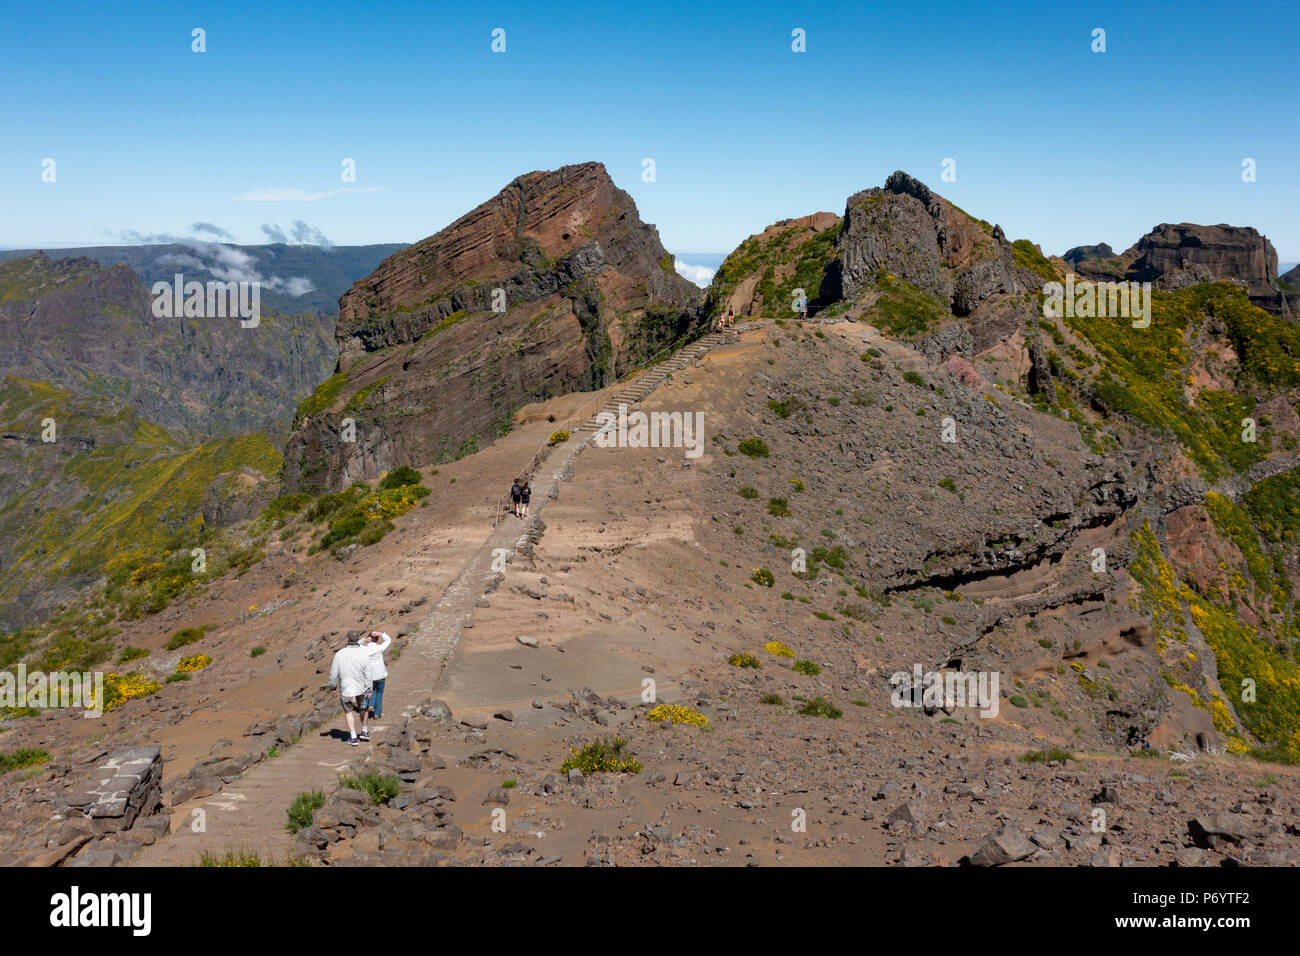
[798,697,842,719]
[165,625,209,651]
[761,693,785,705]
[767,497,790,517]
[165,673,190,684]
[728,651,761,669]
[1019,747,1074,764]
[793,659,821,675]
[378,465,423,490]
[751,568,775,587]
[737,486,759,499]
[340,772,401,805]
[117,646,148,664]
[262,492,312,525]
[198,849,270,867]
[0,748,49,773]
[250,647,266,657]
[738,438,770,458]
[902,370,926,387]
[285,789,326,833]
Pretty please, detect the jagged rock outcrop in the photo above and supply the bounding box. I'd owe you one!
[819,171,1023,316]
[1127,223,1277,295]
[283,162,705,492]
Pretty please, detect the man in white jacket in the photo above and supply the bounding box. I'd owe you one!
[327,630,373,746]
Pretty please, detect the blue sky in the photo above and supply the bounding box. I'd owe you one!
[2,0,1297,268]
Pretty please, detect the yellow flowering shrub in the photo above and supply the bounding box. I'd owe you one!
[765,640,794,658]
[647,704,709,728]
[98,672,162,711]
[176,653,212,673]
[728,651,761,669]
[558,736,642,775]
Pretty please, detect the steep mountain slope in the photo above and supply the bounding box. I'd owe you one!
[0,252,337,438]
[0,248,389,628]
[0,378,281,629]
[282,162,705,492]
[704,172,1300,760]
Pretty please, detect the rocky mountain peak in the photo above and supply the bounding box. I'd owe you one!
[285,162,704,492]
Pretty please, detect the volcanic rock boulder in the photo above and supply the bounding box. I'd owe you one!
[283,161,704,492]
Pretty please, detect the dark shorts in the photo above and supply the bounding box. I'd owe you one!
[341,694,367,713]
[511,495,521,503]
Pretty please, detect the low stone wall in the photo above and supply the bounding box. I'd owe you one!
[65,746,163,834]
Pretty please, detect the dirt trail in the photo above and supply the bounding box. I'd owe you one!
[129,333,726,865]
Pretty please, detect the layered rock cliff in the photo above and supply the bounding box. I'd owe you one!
[1128,223,1277,294]
[282,162,705,492]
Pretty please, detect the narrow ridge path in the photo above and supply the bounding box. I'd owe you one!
[129,331,724,866]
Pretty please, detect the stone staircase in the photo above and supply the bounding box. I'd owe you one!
[573,332,728,435]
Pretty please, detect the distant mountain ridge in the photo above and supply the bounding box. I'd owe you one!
[0,242,407,319]
[0,252,337,439]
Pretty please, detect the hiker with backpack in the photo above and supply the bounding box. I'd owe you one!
[510,478,523,518]
[520,480,532,518]
[326,630,373,746]
[362,630,392,725]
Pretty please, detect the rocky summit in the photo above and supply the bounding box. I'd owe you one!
[282,162,704,492]
[1064,222,1290,315]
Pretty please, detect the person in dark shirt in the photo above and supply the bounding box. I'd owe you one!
[510,479,523,518]
[520,481,532,518]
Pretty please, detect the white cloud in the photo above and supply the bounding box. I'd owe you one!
[233,186,383,202]
[675,261,715,288]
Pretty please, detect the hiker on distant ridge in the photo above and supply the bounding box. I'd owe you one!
[510,478,523,518]
[362,630,392,729]
[326,630,373,746]
[520,480,532,518]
